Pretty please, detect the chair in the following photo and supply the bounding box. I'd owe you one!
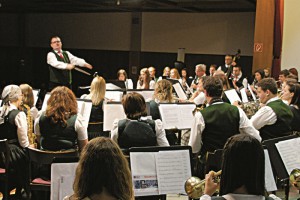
[0,139,17,200]
[205,149,223,175]
[27,147,78,199]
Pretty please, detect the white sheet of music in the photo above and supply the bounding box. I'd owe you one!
[51,162,78,200]
[41,93,51,111]
[106,83,121,90]
[156,150,191,194]
[130,152,159,196]
[105,91,123,102]
[32,89,39,106]
[127,90,154,102]
[224,89,241,104]
[264,150,277,191]
[248,84,257,101]
[275,138,300,174]
[240,88,249,103]
[103,103,126,131]
[0,100,2,106]
[173,83,187,100]
[77,100,92,128]
[159,104,196,129]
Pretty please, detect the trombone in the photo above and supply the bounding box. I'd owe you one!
[184,170,221,199]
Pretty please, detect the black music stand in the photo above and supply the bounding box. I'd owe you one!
[129,146,193,200]
[263,134,299,200]
[106,79,126,89]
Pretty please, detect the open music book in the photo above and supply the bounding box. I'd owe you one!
[127,89,154,102]
[158,103,196,129]
[105,90,123,102]
[103,102,126,131]
[275,137,300,174]
[224,89,241,104]
[130,150,191,196]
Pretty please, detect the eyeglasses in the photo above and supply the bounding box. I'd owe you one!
[51,40,61,44]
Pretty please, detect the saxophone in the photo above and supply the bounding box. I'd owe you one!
[23,104,36,146]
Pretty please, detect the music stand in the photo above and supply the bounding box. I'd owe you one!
[106,79,126,89]
[263,134,299,200]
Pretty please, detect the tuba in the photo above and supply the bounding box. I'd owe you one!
[290,168,300,189]
[184,170,221,199]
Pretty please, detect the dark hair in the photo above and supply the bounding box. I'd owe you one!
[286,82,300,108]
[73,137,133,200]
[280,69,289,77]
[20,84,34,108]
[209,64,217,70]
[254,69,265,80]
[50,35,60,43]
[122,92,147,120]
[288,67,298,79]
[257,78,277,95]
[117,69,128,80]
[203,76,223,98]
[233,65,242,71]
[220,134,265,196]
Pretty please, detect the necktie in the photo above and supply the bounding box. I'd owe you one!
[57,50,64,60]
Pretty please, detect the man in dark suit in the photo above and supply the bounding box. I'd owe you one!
[217,54,236,77]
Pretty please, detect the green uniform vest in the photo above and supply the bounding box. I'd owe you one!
[260,99,293,140]
[39,112,77,151]
[200,103,240,155]
[49,50,71,84]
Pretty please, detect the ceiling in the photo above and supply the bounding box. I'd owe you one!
[0,0,256,13]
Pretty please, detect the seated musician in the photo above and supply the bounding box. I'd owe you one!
[188,76,260,178]
[117,69,133,89]
[228,65,248,93]
[34,86,88,151]
[81,75,109,139]
[250,78,293,141]
[111,92,169,149]
[136,68,155,89]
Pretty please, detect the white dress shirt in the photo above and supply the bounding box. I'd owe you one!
[0,105,29,148]
[125,79,134,89]
[111,117,169,146]
[250,97,279,130]
[188,102,261,153]
[34,111,88,141]
[136,80,156,89]
[200,193,270,200]
[47,50,87,70]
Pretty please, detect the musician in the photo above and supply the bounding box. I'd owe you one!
[250,69,265,94]
[47,36,93,91]
[229,65,248,93]
[136,68,155,89]
[148,66,158,82]
[117,69,133,89]
[250,78,293,140]
[217,55,236,77]
[264,68,270,78]
[188,77,260,177]
[213,71,231,104]
[209,64,217,76]
[278,69,289,86]
[191,64,206,92]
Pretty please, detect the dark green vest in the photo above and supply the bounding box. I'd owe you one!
[200,103,240,155]
[49,50,71,84]
[39,112,77,151]
[260,100,293,141]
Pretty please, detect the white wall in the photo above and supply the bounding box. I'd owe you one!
[281,0,300,72]
[142,12,255,56]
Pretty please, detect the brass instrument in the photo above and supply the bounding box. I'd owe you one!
[185,170,221,199]
[23,104,36,146]
[240,100,260,118]
[290,168,300,189]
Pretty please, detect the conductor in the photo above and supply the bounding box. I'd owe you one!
[47,36,93,91]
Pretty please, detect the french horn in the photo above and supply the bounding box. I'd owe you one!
[290,168,300,189]
[184,170,221,199]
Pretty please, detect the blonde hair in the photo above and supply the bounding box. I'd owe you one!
[20,84,34,108]
[154,80,174,102]
[170,68,180,79]
[90,76,106,106]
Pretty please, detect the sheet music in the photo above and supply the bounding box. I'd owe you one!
[248,84,257,101]
[159,104,196,129]
[130,152,159,196]
[0,100,2,106]
[156,150,191,194]
[275,138,300,174]
[264,150,277,191]
[77,100,92,128]
[32,89,39,106]
[173,83,187,100]
[51,163,78,200]
[224,89,241,104]
[41,93,51,111]
[106,83,121,90]
[105,91,123,102]
[103,103,126,131]
[240,88,249,103]
[127,90,154,102]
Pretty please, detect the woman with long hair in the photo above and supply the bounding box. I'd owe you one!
[65,137,134,200]
[81,76,109,139]
[34,86,88,151]
[137,68,155,89]
[117,69,133,89]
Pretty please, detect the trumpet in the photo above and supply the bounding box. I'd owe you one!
[184,170,221,199]
[290,168,300,189]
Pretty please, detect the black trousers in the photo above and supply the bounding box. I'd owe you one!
[48,81,72,92]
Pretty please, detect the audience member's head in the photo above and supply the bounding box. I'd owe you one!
[90,76,106,106]
[256,78,277,104]
[154,79,174,103]
[219,134,265,196]
[72,137,133,200]
[122,92,147,120]
[20,83,34,108]
[117,69,128,81]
